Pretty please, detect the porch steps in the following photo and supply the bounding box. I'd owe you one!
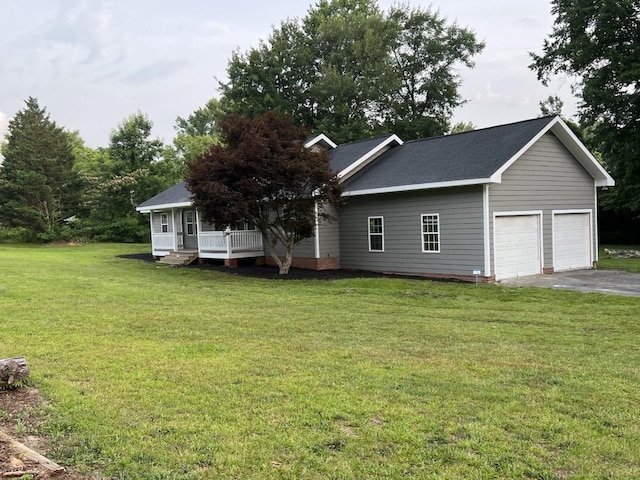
[158,250,199,266]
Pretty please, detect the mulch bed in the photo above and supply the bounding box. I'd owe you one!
[119,253,448,282]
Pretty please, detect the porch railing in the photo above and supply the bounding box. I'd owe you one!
[151,233,174,250]
[199,230,263,253]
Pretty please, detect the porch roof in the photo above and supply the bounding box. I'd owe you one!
[136,181,192,212]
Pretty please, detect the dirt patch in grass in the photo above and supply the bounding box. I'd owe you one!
[0,388,90,479]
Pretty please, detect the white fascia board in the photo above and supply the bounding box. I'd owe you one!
[135,201,193,213]
[489,117,557,184]
[343,177,493,197]
[305,133,337,149]
[549,119,615,187]
[489,116,615,187]
[338,134,404,182]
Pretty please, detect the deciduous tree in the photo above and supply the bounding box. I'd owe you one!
[187,111,342,274]
[530,0,640,241]
[220,0,483,143]
[86,112,167,242]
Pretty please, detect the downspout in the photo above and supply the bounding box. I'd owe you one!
[314,201,321,259]
[594,184,599,264]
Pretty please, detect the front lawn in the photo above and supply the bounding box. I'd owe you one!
[1,243,639,479]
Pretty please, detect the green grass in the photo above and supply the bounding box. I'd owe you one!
[1,243,639,479]
[598,245,640,272]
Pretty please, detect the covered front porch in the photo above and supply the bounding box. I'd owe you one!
[143,208,264,262]
[151,228,264,260]
[135,182,265,264]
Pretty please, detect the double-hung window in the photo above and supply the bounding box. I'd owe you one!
[185,211,196,236]
[160,213,169,233]
[421,214,440,253]
[368,216,384,252]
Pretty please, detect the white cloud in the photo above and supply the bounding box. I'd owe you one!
[0,111,8,164]
[0,111,9,141]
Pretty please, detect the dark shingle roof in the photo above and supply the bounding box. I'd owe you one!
[344,116,554,193]
[329,135,397,173]
[137,181,191,209]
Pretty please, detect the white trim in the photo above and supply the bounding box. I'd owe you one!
[136,201,192,213]
[489,116,614,187]
[314,202,321,259]
[494,210,543,217]
[343,177,493,197]
[160,212,169,233]
[483,185,491,277]
[492,211,544,280]
[551,209,593,270]
[305,133,337,150]
[594,184,599,262]
[420,213,440,253]
[368,216,384,252]
[338,134,404,182]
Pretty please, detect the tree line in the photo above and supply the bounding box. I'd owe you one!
[1,0,638,244]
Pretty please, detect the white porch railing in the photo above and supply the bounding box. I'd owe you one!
[199,230,263,253]
[152,233,174,250]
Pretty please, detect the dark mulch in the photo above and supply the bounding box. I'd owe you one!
[118,253,429,281]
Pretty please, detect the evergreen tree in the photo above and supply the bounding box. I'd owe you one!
[0,97,80,240]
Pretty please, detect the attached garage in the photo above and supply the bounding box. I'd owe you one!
[494,214,542,280]
[553,211,592,271]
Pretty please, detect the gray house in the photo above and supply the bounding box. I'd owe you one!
[137,116,614,281]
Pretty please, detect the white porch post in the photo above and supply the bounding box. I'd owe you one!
[172,208,178,250]
[226,227,232,257]
[195,210,201,253]
[148,212,154,250]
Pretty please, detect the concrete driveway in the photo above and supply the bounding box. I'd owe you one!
[498,269,640,297]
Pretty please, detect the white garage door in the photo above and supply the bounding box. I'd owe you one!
[553,213,591,271]
[495,215,541,280]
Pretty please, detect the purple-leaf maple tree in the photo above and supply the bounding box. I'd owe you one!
[186,111,342,275]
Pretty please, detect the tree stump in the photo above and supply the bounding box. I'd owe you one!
[0,357,30,388]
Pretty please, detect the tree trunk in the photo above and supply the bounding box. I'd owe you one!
[279,241,294,275]
[0,357,30,388]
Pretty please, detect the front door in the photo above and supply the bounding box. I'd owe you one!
[182,210,198,250]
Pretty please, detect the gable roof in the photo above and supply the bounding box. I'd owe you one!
[329,134,403,177]
[305,133,337,150]
[136,181,191,212]
[343,116,614,196]
[137,116,614,210]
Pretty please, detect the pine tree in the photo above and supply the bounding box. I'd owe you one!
[0,97,79,240]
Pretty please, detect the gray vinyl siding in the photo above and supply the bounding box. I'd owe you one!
[270,203,340,261]
[151,211,173,234]
[339,186,485,275]
[489,132,596,271]
[318,203,340,259]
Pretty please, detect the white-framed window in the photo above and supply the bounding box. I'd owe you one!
[421,214,440,253]
[368,216,384,252]
[185,210,196,236]
[160,213,169,233]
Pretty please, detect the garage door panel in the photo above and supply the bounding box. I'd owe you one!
[554,213,591,271]
[495,215,541,280]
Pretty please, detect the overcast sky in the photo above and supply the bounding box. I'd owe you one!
[0,0,575,148]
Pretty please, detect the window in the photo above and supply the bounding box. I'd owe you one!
[234,221,257,231]
[368,216,384,252]
[160,213,168,233]
[421,214,440,253]
[185,211,196,236]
